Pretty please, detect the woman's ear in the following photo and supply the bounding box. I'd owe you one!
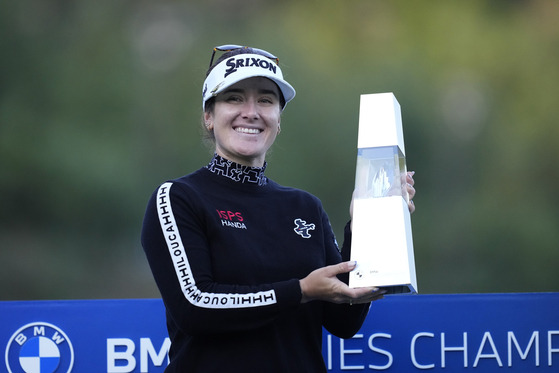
[204,111,213,130]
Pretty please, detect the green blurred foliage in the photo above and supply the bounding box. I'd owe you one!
[1,0,558,299]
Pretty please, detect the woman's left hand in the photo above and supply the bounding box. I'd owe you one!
[406,171,416,214]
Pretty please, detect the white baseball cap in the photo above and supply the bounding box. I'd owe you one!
[202,46,296,111]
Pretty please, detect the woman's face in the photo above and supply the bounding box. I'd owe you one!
[204,77,282,167]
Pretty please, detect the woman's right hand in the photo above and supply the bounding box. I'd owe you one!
[299,261,386,305]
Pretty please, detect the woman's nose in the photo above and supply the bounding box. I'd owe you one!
[241,99,259,119]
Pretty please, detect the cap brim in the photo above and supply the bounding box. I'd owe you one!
[203,53,296,110]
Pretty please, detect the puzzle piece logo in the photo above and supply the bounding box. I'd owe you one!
[293,218,315,239]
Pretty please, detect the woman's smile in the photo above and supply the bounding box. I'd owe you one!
[234,126,263,134]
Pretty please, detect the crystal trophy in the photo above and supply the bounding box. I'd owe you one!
[349,93,418,294]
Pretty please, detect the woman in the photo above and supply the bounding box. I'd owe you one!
[141,45,416,372]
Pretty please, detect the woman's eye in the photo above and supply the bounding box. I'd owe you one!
[227,96,242,102]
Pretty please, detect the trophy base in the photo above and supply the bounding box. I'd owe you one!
[381,285,416,295]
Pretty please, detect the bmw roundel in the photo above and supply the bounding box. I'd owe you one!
[5,322,74,373]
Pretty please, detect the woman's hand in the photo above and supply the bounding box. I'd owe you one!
[299,261,386,305]
[406,171,416,214]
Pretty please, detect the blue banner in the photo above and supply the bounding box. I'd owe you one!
[2,293,558,372]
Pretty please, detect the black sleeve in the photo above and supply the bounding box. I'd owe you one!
[141,182,302,336]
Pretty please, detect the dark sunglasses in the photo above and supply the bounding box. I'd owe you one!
[209,44,279,69]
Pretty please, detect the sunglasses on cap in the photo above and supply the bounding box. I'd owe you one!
[208,44,280,69]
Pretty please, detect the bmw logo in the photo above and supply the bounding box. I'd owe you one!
[5,322,74,373]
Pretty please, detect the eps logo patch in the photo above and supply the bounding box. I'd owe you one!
[5,322,74,373]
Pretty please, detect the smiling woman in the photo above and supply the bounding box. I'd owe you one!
[204,77,282,167]
[141,44,415,373]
